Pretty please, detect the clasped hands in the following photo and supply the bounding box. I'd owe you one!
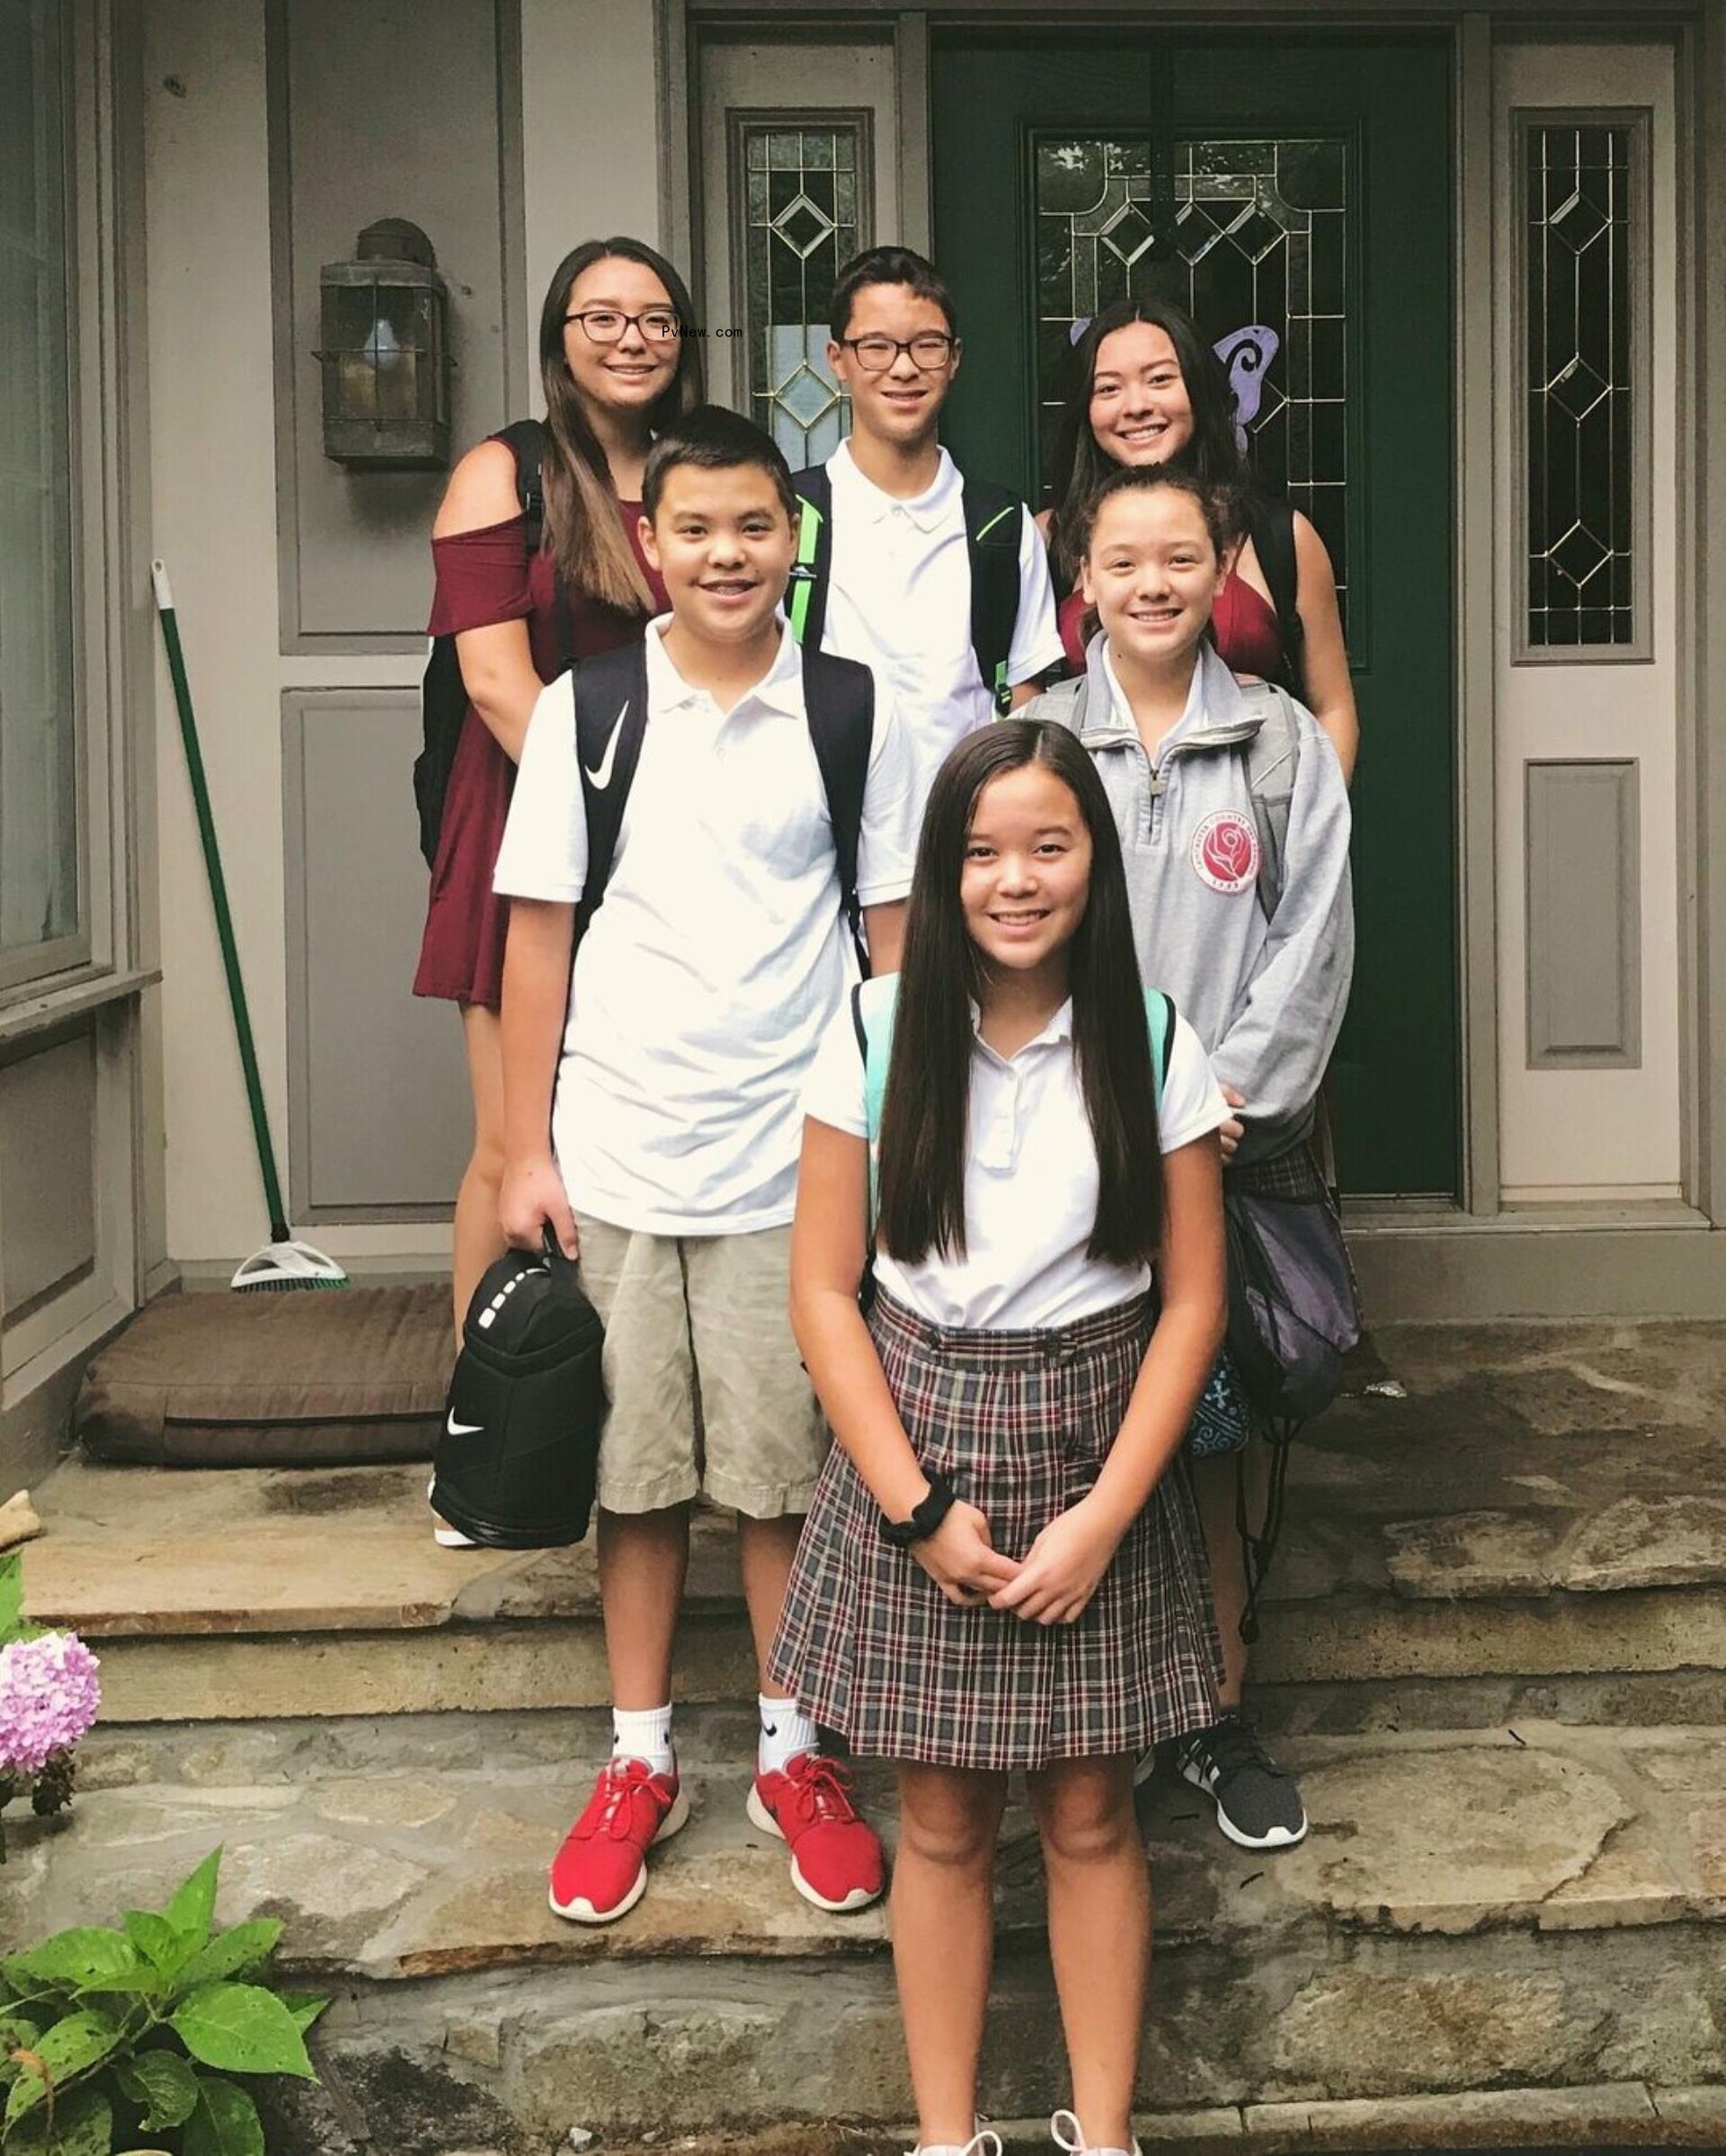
[913,1493,1123,1627]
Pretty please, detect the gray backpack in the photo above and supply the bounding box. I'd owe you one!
[1027,673,1303,919]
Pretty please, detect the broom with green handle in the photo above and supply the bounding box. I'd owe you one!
[151,559,346,1291]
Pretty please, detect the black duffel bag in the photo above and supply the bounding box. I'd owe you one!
[431,1237,603,1548]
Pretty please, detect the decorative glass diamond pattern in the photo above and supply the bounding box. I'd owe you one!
[1525,123,1635,648]
[1546,357,1610,423]
[1549,522,1611,589]
[772,192,836,261]
[737,119,868,465]
[1035,133,1351,619]
[1101,203,1158,267]
[1550,189,1608,254]
[774,362,839,431]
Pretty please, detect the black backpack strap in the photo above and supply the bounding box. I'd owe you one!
[491,416,575,671]
[962,477,1024,716]
[1156,989,1178,1088]
[572,640,650,922]
[800,646,874,977]
[1246,492,1305,699]
[492,418,547,549]
[787,463,835,654]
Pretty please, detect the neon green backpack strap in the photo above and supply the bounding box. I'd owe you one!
[787,464,833,648]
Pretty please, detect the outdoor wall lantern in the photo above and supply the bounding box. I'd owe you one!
[316,218,452,468]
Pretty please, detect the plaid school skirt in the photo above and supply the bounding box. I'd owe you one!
[768,1287,1224,1771]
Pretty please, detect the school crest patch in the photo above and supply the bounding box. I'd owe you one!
[1191,810,1259,895]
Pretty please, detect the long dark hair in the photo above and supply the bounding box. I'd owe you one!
[1046,295,1242,592]
[876,722,1164,1270]
[537,236,704,611]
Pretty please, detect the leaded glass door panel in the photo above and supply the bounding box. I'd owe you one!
[933,33,1455,1198]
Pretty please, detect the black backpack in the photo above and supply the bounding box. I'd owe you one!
[414,418,549,869]
[1244,491,1307,703]
[786,461,1026,716]
[431,1236,603,1548]
[568,636,877,974]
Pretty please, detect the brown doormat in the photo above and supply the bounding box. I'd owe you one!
[75,1286,451,1466]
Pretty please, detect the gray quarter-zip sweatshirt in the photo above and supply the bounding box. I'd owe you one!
[1030,639,1354,1163]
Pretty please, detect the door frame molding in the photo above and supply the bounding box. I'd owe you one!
[670,0,1726,1309]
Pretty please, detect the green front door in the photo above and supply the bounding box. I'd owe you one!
[932,32,1456,1198]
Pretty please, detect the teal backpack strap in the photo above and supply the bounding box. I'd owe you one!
[787,464,833,649]
[1143,987,1173,1103]
[852,976,899,1225]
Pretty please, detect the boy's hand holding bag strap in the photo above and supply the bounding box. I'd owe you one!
[431,1227,605,1549]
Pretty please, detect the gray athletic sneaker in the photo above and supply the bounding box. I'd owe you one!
[1174,1712,1308,1849]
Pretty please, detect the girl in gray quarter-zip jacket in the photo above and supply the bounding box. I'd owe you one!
[1025,464,1354,1171]
[1025,462,1355,1856]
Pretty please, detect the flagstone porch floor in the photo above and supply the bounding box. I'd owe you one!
[4,1318,1725,2148]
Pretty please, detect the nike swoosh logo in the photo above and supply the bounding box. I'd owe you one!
[445,1414,485,1438]
[583,699,630,790]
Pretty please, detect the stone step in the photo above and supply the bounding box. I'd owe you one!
[22,1313,1726,1724]
[3,1717,1722,2147]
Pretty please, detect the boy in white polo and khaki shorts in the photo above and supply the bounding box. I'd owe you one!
[494,403,916,1927]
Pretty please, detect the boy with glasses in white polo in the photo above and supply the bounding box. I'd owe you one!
[787,246,1064,812]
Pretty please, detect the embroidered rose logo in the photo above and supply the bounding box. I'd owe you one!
[1191,810,1259,895]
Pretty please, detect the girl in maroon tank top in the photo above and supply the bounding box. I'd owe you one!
[420,236,702,1348]
[1040,297,1357,783]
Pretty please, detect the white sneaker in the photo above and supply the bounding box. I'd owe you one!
[1051,2109,1143,2156]
[428,1478,477,1549]
[914,2135,1002,2156]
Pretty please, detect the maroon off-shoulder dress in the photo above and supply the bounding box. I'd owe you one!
[413,504,667,1010]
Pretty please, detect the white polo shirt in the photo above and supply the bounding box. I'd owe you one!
[493,619,918,1234]
[816,441,1065,809]
[803,987,1229,1330]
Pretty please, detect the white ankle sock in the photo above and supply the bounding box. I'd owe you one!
[611,1704,673,1775]
[756,1693,818,1777]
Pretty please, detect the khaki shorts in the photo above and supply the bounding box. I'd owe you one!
[574,1214,826,1519]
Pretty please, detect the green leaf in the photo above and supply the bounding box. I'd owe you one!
[278,1992,328,2036]
[175,1920,280,1993]
[163,1850,222,1951]
[122,1911,188,1980]
[115,2048,200,2130]
[0,2080,111,2156]
[71,1964,161,2001]
[0,2018,40,2090]
[0,1555,23,1645]
[170,1985,315,2080]
[3,1931,135,1995]
[181,2074,264,2156]
[3,2010,121,2126]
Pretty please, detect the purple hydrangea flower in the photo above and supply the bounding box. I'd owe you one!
[0,1632,101,1776]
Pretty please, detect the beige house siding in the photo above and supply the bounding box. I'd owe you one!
[4,0,1726,1481]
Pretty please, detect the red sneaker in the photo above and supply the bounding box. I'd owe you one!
[548,1757,689,1924]
[747,1751,885,1913]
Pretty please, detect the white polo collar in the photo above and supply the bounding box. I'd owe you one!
[644,615,805,720]
[1099,637,1241,757]
[830,439,962,534]
[968,994,1077,1053]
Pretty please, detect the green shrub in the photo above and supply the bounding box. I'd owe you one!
[0,1848,326,2156]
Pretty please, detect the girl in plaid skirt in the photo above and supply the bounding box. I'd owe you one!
[770,722,1231,2156]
